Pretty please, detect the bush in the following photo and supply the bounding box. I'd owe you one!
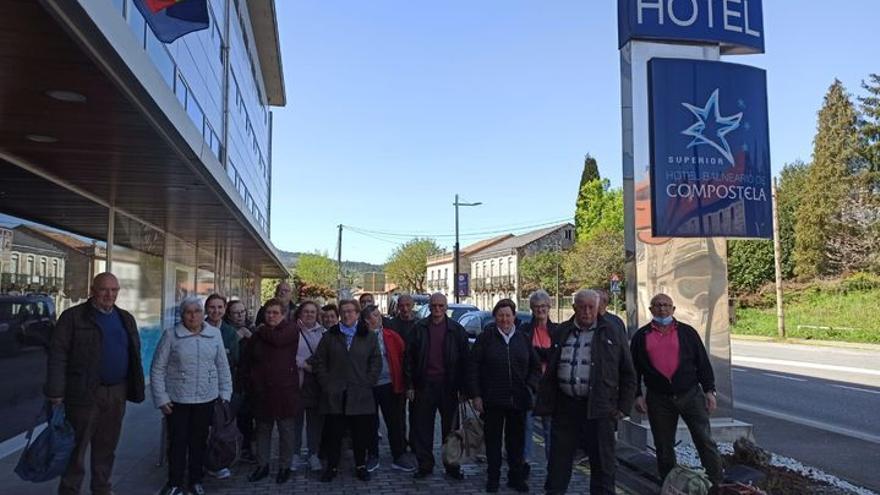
[840,271,880,291]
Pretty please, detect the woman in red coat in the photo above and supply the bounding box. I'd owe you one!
[362,304,416,473]
[242,298,301,484]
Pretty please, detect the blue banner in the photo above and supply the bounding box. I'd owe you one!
[649,58,772,238]
[618,0,764,54]
[456,273,469,297]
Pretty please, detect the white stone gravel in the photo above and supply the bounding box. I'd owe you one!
[672,442,877,495]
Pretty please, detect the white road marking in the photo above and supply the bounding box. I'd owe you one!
[732,356,880,376]
[732,367,748,372]
[736,402,880,445]
[832,384,880,395]
[0,424,45,460]
[762,372,807,382]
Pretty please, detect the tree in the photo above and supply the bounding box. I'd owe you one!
[858,73,880,173]
[563,229,625,290]
[385,238,443,293]
[794,80,860,278]
[826,190,880,274]
[580,153,600,185]
[294,251,337,289]
[777,161,810,278]
[519,250,565,296]
[574,179,624,242]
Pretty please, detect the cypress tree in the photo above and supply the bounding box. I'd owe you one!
[858,73,880,173]
[793,80,861,278]
[574,154,601,238]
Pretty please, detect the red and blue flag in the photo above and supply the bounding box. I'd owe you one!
[133,0,209,43]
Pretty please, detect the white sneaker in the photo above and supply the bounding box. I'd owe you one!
[308,455,323,471]
[289,454,303,471]
[207,467,231,479]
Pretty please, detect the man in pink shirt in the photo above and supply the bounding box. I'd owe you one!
[629,294,723,490]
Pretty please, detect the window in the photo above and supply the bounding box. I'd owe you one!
[52,259,59,277]
[10,254,19,273]
[564,229,572,240]
[26,256,34,275]
[39,258,47,276]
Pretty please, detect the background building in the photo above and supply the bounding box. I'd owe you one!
[425,234,512,303]
[0,0,286,444]
[469,223,574,310]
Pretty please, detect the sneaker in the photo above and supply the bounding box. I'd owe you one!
[289,454,303,471]
[366,454,380,472]
[356,466,370,481]
[391,455,417,473]
[206,468,230,479]
[190,483,206,495]
[161,485,186,495]
[307,455,323,471]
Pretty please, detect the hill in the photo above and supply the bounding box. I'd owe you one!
[277,249,384,274]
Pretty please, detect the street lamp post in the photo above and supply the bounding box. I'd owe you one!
[453,194,482,303]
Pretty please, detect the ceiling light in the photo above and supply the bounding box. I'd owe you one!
[46,90,87,103]
[26,134,58,143]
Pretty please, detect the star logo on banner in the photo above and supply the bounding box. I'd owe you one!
[681,89,743,166]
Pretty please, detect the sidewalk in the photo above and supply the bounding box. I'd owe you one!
[0,398,626,495]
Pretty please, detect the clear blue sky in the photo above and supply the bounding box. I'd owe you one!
[269,1,878,264]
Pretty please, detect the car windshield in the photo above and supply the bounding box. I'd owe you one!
[0,302,22,321]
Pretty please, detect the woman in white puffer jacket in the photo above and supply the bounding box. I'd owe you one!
[151,296,232,495]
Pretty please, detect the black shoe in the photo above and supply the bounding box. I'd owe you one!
[413,469,432,479]
[486,480,500,492]
[445,468,465,480]
[507,479,529,493]
[190,483,206,495]
[320,467,337,482]
[276,468,291,484]
[356,466,370,481]
[247,465,269,482]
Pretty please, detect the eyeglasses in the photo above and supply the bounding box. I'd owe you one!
[429,304,446,308]
[531,304,550,310]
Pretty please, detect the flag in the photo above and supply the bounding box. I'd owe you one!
[133,0,209,43]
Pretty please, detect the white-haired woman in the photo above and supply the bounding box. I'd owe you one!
[151,297,233,495]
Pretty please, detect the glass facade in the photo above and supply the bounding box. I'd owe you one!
[118,0,271,233]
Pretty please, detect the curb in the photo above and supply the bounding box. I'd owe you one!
[731,334,880,351]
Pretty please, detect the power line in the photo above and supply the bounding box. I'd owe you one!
[342,217,573,240]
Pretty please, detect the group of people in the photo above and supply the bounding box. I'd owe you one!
[45,272,724,495]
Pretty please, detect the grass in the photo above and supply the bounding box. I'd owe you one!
[732,288,880,344]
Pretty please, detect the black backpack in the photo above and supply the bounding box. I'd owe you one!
[205,400,242,471]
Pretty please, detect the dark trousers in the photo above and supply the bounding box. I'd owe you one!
[234,393,255,454]
[484,406,527,483]
[167,401,214,486]
[411,380,459,473]
[646,386,723,484]
[322,413,374,469]
[256,417,296,468]
[545,394,617,495]
[59,383,127,495]
[370,383,406,460]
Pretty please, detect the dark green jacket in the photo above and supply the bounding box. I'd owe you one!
[45,300,145,405]
[312,323,381,415]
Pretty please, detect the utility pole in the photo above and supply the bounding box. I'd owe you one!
[771,178,785,338]
[336,224,343,300]
[453,194,482,303]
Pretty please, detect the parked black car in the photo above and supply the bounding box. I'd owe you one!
[458,310,533,341]
[0,294,56,355]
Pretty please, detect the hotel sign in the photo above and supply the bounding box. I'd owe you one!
[618,0,764,54]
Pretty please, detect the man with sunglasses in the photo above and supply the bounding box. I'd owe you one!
[630,293,723,490]
[404,293,470,480]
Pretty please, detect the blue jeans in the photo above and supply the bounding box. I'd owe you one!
[523,409,551,463]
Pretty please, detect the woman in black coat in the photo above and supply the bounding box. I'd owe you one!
[469,299,540,493]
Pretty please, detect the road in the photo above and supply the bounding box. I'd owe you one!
[731,339,880,492]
